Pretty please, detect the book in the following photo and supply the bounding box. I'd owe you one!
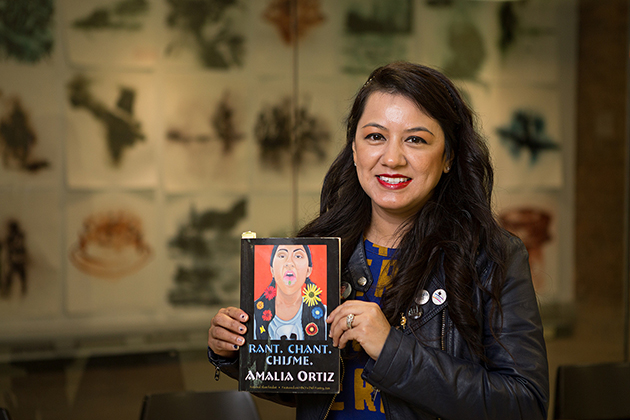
[238,235,341,393]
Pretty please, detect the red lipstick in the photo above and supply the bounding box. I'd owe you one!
[377,174,411,190]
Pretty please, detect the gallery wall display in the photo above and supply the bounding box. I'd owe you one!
[0,189,62,321]
[0,0,576,355]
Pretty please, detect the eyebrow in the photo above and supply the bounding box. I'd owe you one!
[361,123,434,136]
[276,247,305,254]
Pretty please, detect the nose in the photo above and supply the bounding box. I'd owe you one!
[381,139,406,168]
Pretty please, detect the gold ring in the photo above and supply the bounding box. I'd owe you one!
[346,313,355,330]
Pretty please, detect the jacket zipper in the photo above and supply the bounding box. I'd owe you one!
[321,356,344,420]
[436,311,447,420]
[440,310,446,351]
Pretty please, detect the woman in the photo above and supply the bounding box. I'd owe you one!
[208,61,549,419]
[254,244,327,340]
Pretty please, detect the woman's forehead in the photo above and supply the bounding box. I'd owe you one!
[276,245,306,253]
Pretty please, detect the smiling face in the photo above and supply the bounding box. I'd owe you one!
[352,92,450,222]
[271,245,312,298]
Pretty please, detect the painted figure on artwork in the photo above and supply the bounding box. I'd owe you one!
[1,220,28,297]
[254,244,326,340]
[67,74,146,166]
[0,94,50,173]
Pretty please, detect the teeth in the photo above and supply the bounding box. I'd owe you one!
[379,176,409,184]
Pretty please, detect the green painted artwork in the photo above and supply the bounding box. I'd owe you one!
[72,0,149,31]
[67,74,146,166]
[165,0,245,69]
[168,198,246,306]
[0,0,54,63]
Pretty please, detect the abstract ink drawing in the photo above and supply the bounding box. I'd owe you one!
[254,97,330,171]
[0,94,50,173]
[72,0,149,31]
[442,20,486,81]
[345,0,412,35]
[497,2,554,58]
[69,210,152,280]
[165,0,245,69]
[499,207,552,292]
[0,0,54,63]
[426,0,453,6]
[212,91,244,153]
[168,198,247,306]
[67,74,146,166]
[496,110,559,164]
[341,0,412,74]
[167,91,243,155]
[0,219,28,298]
[263,0,325,45]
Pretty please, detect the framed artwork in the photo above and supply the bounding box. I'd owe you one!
[65,71,158,189]
[65,191,161,314]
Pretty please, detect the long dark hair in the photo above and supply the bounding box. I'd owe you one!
[298,61,506,359]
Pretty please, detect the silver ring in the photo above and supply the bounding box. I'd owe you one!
[346,313,355,330]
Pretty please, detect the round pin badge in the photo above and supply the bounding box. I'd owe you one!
[340,281,352,299]
[407,305,423,320]
[415,289,430,306]
[432,289,447,306]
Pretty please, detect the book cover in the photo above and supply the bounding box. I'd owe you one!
[239,235,341,393]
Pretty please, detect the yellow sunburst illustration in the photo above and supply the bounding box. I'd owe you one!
[302,283,322,307]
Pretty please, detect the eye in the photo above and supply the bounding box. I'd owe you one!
[406,136,427,144]
[365,132,385,141]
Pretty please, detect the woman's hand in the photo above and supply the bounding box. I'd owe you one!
[327,301,391,360]
[208,307,248,358]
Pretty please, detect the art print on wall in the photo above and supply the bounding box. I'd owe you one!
[489,86,562,189]
[495,0,560,84]
[65,71,157,189]
[162,73,249,193]
[340,0,414,74]
[417,2,496,85]
[0,0,55,65]
[495,190,559,301]
[249,79,344,193]
[163,0,247,70]
[65,192,161,315]
[166,195,248,307]
[0,189,61,320]
[0,66,62,187]
[61,0,159,68]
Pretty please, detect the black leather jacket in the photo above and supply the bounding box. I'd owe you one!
[210,233,549,420]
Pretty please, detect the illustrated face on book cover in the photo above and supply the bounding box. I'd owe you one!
[271,245,312,299]
[254,244,327,340]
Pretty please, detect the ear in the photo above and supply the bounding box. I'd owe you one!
[352,141,357,166]
[443,156,454,173]
[306,266,313,278]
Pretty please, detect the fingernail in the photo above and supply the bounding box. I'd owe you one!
[239,327,244,332]
[240,314,247,320]
[237,337,244,344]
[233,344,239,350]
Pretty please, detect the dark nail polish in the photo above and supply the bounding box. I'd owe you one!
[234,344,239,350]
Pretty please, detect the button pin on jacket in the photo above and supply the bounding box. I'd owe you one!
[357,276,367,287]
[340,281,352,299]
[432,289,447,305]
[415,289,430,305]
[407,305,423,320]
